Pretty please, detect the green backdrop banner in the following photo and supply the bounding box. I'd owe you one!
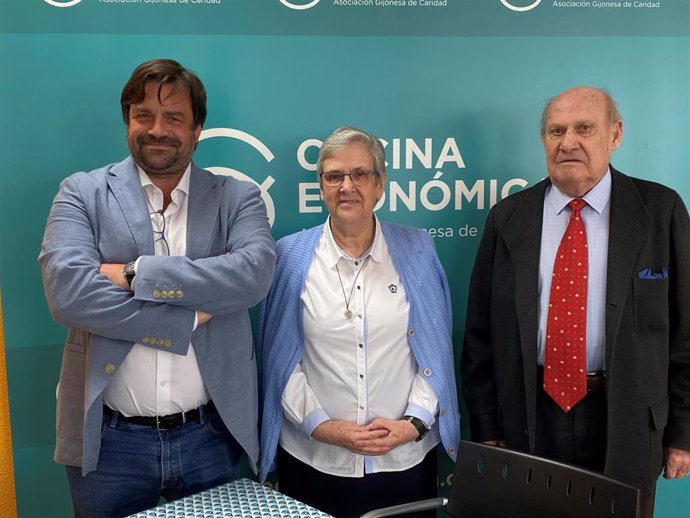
[0,1,688,516]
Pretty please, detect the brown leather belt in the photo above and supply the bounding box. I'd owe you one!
[103,400,215,429]
[537,366,606,392]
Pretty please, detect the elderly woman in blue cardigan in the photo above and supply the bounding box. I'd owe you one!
[259,126,460,518]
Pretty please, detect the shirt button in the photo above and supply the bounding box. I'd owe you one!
[359,374,364,379]
[160,381,167,386]
[423,368,432,377]
[360,405,364,410]
[355,261,359,266]
[152,290,161,298]
[358,343,364,348]
[104,363,117,375]
[448,447,456,456]
[440,409,447,417]
[407,329,415,337]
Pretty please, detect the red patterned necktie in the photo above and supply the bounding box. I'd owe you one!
[544,198,588,412]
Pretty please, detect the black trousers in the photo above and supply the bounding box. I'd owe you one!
[535,383,656,518]
[278,447,438,518]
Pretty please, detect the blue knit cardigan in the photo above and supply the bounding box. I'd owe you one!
[258,221,460,481]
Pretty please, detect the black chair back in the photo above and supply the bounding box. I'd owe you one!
[446,440,640,518]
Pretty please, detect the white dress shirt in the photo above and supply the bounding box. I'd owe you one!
[537,171,611,372]
[103,165,209,417]
[280,216,440,477]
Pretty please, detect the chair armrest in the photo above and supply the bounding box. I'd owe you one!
[359,497,448,518]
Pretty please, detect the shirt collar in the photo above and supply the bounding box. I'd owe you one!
[323,215,384,268]
[137,163,192,210]
[547,168,611,216]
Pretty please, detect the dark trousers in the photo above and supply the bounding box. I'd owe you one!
[278,447,438,518]
[535,382,656,518]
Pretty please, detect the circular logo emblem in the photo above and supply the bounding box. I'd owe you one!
[198,128,277,227]
[44,0,82,6]
[500,0,542,11]
[280,0,321,10]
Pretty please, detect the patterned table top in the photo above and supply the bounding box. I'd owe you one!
[128,478,334,518]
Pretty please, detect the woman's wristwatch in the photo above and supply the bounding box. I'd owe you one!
[404,415,430,442]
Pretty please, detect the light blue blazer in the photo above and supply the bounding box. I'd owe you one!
[39,156,276,475]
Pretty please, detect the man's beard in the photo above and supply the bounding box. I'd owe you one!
[130,134,193,176]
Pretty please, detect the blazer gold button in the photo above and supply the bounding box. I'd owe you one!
[104,363,117,375]
[152,290,161,298]
[156,339,165,346]
[160,291,168,299]
[175,290,184,299]
[141,336,150,344]
[164,340,172,348]
[423,368,432,377]
[167,290,176,299]
[407,329,415,337]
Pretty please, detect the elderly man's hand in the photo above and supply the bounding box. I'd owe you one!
[664,447,690,479]
[312,420,389,455]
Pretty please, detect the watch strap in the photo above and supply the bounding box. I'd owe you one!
[404,415,429,442]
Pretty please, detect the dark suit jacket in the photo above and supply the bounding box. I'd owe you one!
[461,166,690,491]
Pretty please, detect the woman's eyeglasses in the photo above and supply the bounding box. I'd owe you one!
[320,170,378,187]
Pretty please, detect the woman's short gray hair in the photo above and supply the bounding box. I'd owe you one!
[316,126,386,178]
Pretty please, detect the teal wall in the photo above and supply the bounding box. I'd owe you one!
[0,1,688,516]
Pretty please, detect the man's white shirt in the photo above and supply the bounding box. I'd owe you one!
[103,165,209,417]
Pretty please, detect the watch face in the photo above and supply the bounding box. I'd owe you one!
[123,262,136,284]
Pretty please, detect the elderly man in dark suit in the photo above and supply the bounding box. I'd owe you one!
[461,86,690,517]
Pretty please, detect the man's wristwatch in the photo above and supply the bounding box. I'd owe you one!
[404,415,430,442]
[123,261,136,288]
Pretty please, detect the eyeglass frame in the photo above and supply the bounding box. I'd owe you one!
[149,210,170,256]
[319,169,380,187]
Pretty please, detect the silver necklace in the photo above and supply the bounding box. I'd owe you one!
[335,256,371,319]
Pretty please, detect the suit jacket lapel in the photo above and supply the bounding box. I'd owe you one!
[605,167,651,367]
[502,178,549,452]
[503,179,548,370]
[106,157,154,257]
[186,164,221,260]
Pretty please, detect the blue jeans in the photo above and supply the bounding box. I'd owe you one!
[66,406,243,518]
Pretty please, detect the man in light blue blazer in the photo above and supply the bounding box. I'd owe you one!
[39,59,276,518]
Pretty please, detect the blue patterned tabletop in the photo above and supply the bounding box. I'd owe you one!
[128,478,334,518]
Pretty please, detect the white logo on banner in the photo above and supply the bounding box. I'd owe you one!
[500,0,542,11]
[44,0,82,6]
[198,128,277,227]
[280,0,321,10]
